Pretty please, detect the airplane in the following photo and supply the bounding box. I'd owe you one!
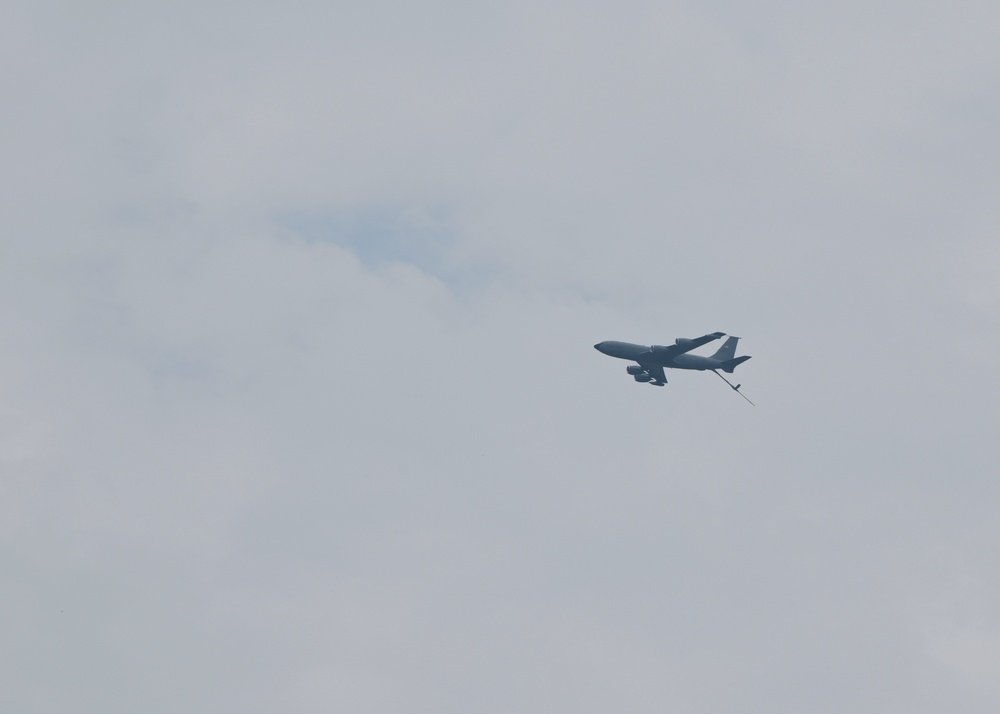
[594,332,751,388]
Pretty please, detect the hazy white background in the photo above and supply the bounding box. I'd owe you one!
[2,2,999,711]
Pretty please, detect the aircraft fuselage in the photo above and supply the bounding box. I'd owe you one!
[593,341,718,371]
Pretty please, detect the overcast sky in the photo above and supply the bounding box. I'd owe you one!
[3,2,1000,712]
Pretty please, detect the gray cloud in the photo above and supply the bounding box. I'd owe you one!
[2,1,1000,712]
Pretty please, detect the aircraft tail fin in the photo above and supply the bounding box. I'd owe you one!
[710,336,740,362]
[719,355,751,373]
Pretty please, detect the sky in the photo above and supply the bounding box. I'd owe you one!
[2,1,1000,712]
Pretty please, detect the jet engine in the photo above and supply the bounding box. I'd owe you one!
[626,365,658,382]
[626,365,652,382]
[674,337,693,346]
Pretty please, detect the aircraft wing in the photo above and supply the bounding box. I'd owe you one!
[642,363,667,384]
[646,331,726,360]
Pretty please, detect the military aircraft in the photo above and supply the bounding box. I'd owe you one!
[594,331,751,391]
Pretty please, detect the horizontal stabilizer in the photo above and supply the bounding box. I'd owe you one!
[720,355,751,373]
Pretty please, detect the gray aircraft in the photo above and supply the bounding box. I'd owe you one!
[594,332,751,387]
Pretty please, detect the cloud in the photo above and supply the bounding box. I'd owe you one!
[2,1,1000,712]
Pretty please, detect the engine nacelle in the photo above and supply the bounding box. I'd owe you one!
[627,365,652,382]
[675,337,693,346]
